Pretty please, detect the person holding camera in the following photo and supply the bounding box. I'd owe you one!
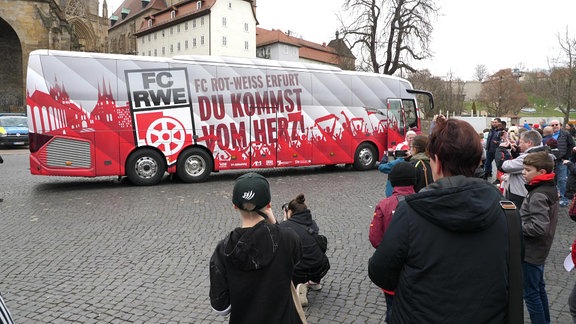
[369,117,515,323]
[209,173,304,323]
[279,194,330,307]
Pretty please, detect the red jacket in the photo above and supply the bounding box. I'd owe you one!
[369,186,415,248]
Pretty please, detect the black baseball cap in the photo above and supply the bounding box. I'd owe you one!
[232,173,271,216]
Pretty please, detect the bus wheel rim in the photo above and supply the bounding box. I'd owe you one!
[359,148,373,166]
[135,157,158,179]
[185,156,206,176]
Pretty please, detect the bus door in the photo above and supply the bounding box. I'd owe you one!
[386,99,406,149]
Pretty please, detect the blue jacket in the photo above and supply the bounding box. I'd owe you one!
[378,158,405,197]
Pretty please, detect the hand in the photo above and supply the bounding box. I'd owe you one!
[261,206,276,224]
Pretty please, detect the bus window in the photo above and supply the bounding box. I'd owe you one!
[388,99,404,135]
[403,99,418,129]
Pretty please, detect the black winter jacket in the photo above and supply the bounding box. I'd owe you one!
[280,209,330,284]
[210,221,302,324]
[369,176,510,324]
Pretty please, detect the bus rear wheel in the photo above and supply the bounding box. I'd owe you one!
[353,143,377,171]
[176,148,213,183]
[126,148,166,186]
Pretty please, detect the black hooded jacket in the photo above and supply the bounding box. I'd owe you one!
[369,176,510,323]
[210,221,302,324]
[279,209,330,284]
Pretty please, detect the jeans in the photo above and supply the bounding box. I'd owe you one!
[556,162,568,201]
[522,261,550,324]
[384,292,393,323]
[485,151,495,177]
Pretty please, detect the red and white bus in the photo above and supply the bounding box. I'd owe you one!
[26,50,433,185]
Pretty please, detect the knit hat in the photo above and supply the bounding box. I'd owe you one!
[232,172,271,214]
[389,162,416,187]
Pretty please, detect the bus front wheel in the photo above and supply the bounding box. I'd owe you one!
[176,148,213,183]
[353,143,377,171]
[126,148,166,186]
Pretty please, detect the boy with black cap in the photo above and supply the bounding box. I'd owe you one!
[369,162,416,323]
[209,172,304,324]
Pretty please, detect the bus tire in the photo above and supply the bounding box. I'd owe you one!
[126,148,166,186]
[353,143,377,171]
[176,148,213,183]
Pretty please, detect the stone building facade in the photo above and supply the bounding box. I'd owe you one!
[0,0,108,112]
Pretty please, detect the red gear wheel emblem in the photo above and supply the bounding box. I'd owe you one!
[146,117,186,157]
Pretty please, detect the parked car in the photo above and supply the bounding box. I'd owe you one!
[0,114,29,146]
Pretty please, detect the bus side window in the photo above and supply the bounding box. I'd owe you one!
[402,99,417,129]
[388,99,404,135]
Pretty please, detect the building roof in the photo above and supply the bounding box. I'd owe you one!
[256,27,343,65]
[109,0,168,30]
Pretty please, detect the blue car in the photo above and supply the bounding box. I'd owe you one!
[0,114,29,146]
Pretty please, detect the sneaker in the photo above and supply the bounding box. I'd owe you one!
[306,281,322,291]
[297,283,308,307]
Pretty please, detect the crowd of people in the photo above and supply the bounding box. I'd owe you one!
[204,115,576,324]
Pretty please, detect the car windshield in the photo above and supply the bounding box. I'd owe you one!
[0,116,27,127]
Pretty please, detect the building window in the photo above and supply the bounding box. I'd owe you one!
[170,27,173,35]
[154,32,157,40]
[228,2,232,9]
[201,36,204,45]
[141,38,145,44]
[185,40,189,49]
[245,41,249,50]
[222,17,226,27]
[244,23,248,32]
[154,49,157,56]
[193,38,197,47]
[193,20,196,28]
[185,22,188,30]
[170,44,174,53]
[201,17,204,25]
[196,1,201,9]
[148,50,151,56]
[148,34,151,41]
[177,25,180,33]
[171,10,176,19]
[222,36,227,46]
[147,20,152,27]
[177,42,181,51]
[162,47,165,55]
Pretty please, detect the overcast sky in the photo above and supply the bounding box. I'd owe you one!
[103,0,576,80]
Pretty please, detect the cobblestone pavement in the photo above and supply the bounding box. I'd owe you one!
[0,148,574,323]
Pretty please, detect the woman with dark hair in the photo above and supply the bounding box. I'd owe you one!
[369,117,514,323]
[280,194,330,307]
[408,135,433,192]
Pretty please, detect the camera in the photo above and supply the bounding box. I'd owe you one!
[394,150,408,159]
[281,203,289,213]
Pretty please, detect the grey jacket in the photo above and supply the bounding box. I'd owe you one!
[501,145,549,197]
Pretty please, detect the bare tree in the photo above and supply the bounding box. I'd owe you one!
[478,69,528,117]
[407,69,464,117]
[548,27,576,124]
[473,64,488,82]
[340,0,438,75]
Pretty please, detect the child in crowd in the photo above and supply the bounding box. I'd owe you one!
[280,193,330,307]
[369,162,416,323]
[520,151,559,323]
[209,172,304,323]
